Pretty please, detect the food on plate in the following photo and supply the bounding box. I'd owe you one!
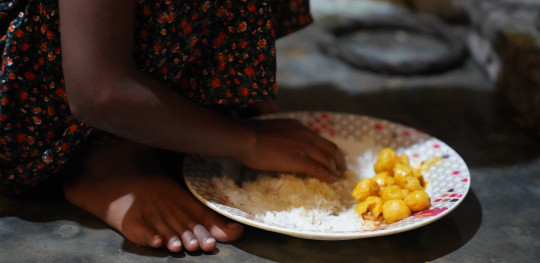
[380,184,405,201]
[352,147,432,224]
[382,200,411,223]
[354,196,383,218]
[351,178,379,202]
[405,190,431,212]
[211,144,438,231]
[211,168,363,231]
[372,171,394,187]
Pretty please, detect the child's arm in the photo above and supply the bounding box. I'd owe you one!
[58,0,344,182]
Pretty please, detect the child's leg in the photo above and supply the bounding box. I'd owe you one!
[63,139,243,252]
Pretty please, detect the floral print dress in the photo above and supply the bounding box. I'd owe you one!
[0,0,312,195]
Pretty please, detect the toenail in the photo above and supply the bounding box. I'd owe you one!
[205,237,216,245]
[151,235,162,246]
[172,240,181,248]
[226,222,241,229]
[189,239,198,245]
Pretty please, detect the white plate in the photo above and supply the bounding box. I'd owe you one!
[183,112,470,240]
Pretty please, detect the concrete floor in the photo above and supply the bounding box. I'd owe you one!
[2,1,540,262]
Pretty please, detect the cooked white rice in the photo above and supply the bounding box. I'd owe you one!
[212,136,383,231]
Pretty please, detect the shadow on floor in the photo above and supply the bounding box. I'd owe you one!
[232,189,482,263]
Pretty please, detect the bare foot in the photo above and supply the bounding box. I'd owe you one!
[63,139,243,252]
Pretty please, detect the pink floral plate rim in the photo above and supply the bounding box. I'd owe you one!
[183,111,471,240]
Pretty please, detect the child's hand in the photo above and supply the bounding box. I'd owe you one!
[241,119,346,183]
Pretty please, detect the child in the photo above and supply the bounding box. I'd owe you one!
[0,0,345,253]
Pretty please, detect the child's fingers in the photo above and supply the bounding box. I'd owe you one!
[296,152,339,183]
[304,147,341,176]
[307,134,346,173]
[290,128,346,174]
[244,125,347,182]
[250,119,345,171]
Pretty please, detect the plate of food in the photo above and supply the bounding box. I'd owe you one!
[183,111,470,240]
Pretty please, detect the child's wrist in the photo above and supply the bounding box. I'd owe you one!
[233,124,257,164]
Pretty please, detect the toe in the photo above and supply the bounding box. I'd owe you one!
[145,234,163,248]
[192,224,216,252]
[166,236,183,252]
[194,205,243,243]
[121,220,164,248]
[206,219,244,242]
[151,219,183,252]
[179,229,200,251]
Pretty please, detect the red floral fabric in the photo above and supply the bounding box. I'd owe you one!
[0,0,312,195]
